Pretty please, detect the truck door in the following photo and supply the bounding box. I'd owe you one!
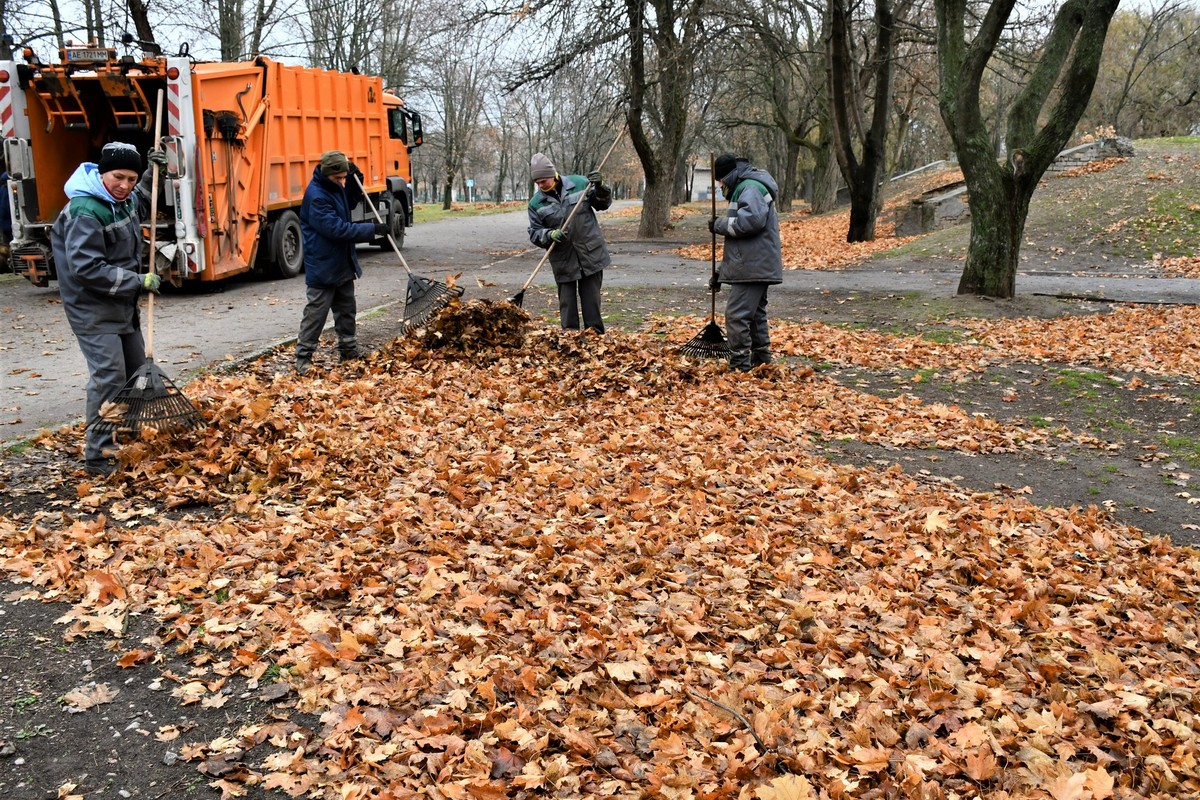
[194,63,269,277]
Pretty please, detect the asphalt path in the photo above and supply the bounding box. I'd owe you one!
[2,200,1198,446]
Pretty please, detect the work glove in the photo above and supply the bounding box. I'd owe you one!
[142,272,162,294]
[708,218,718,234]
[587,170,603,186]
[549,228,568,244]
[147,149,168,170]
[374,222,390,236]
[708,274,721,293]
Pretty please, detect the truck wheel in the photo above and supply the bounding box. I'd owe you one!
[271,211,304,279]
[379,199,405,250]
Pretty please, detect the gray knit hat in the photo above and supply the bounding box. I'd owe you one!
[530,153,556,181]
[319,150,350,176]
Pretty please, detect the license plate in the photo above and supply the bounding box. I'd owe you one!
[65,48,111,63]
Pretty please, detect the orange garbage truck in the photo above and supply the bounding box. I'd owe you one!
[0,43,423,287]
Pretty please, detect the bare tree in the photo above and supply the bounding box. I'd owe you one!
[1084,1,1200,137]
[305,0,380,70]
[827,0,918,242]
[937,0,1121,298]
[414,20,489,210]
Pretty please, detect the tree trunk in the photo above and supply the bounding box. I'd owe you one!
[639,179,672,238]
[955,165,1028,296]
[809,144,840,214]
[826,0,898,243]
[125,0,156,47]
[846,184,881,241]
[441,180,454,211]
[778,137,802,213]
[936,0,1121,299]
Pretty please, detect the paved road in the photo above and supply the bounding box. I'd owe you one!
[2,202,1198,446]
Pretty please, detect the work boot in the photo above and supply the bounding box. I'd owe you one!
[295,357,314,376]
[728,349,752,373]
[339,348,361,363]
[84,457,117,477]
[751,348,773,367]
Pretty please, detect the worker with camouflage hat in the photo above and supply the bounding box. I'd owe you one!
[294,150,387,375]
[527,152,613,333]
[708,152,783,372]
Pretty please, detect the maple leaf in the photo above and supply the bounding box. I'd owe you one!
[60,682,119,712]
[923,508,952,533]
[755,774,816,800]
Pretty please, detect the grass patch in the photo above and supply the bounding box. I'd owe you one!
[1161,434,1200,468]
[1051,368,1122,393]
[3,439,34,456]
[1131,189,1200,258]
[414,201,526,224]
[921,329,967,344]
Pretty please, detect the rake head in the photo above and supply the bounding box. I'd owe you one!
[508,288,527,308]
[402,274,465,333]
[678,320,730,360]
[90,362,205,439]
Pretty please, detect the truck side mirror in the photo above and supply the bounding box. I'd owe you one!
[410,112,423,148]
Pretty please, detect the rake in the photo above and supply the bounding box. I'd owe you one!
[353,172,461,332]
[510,124,626,308]
[679,154,730,360]
[91,90,206,441]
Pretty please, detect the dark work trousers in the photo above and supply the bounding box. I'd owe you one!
[725,282,771,371]
[557,270,605,333]
[76,330,147,462]
[296,280,357,359]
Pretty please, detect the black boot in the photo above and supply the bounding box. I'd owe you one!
[728,349,752,372]
[751,348,773,367]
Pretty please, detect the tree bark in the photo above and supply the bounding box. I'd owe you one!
[827,0,898,242]
[937,0,1121,298]
[125,0,156,47]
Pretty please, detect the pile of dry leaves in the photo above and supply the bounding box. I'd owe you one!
[3,319,1200,799]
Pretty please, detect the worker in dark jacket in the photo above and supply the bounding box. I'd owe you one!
[527,153,612,333]
[708,153,784,372]
[294,151,385,375]
[51,142,166,475]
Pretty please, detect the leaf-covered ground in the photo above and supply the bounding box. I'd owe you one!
[2,141,1197,800]
[4,300,1200,799]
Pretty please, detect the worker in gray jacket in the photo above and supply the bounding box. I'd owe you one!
[527,153,613,333]
[708,153,784,372]
[51,142,166,476]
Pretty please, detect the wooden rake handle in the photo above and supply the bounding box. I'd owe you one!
[353,171,414,278]
[709,152,718,322]
[519,125,628,294]
[146,89,165,358]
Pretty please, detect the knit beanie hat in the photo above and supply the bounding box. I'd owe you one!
[714,153,740,183]
[319,150,350,176]
[530,153,556,181]
[97,142,143,175]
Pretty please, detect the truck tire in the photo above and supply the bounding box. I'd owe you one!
[379,199,405,250]
[271,211,304,279]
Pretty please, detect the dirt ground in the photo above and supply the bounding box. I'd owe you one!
[1,144,1198,799]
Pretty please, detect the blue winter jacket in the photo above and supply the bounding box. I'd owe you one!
[300,166,377,289]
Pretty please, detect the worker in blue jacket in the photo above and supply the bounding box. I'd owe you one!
[294,151,385,375]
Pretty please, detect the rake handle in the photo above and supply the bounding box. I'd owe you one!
[146,89,165,359]
[709,152,718,324]
[353,171,414,278]
[519,124,627,294]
